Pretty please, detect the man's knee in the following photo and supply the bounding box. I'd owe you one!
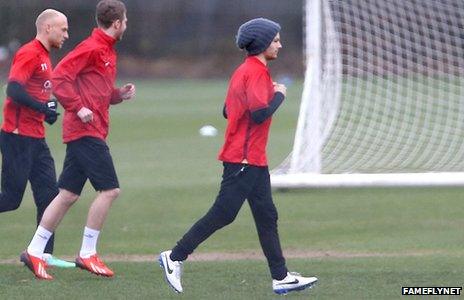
[0,193,23,212]
[254,205,279,228]
[101,188,121,200]
[209,204,238,227]
[58,189,80,206]
[7,202,21,211]
[0,200,21,212]
[34,188,59,209]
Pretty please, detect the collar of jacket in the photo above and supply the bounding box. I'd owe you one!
[245,55,268,70]
[33,39,49,54]
[91,28,117,47]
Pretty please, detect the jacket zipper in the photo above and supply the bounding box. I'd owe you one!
[14,106,21,133]
[243,111,252,161]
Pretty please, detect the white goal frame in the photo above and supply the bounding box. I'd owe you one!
[271,0,464,188]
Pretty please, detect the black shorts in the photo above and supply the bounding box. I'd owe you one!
[0,130,58,211]
[58,137,119,195]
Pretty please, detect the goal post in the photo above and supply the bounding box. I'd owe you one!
[271,0,464,188]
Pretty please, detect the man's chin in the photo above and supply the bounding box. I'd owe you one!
[267,55,278,61]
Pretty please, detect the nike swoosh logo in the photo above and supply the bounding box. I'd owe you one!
[276,279,299,285]
[165,254,173,274]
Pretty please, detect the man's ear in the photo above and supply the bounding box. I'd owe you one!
[112,19,121,30]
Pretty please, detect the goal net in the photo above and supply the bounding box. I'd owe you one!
[271,0,464,188]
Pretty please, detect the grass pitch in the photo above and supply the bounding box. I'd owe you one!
[0,80,463,299]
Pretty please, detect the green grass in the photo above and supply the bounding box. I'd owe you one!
[0,79,463,299]
[1,257,463,299]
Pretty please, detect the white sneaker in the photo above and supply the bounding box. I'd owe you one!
[272,272,318,295]
[159,250,183,293]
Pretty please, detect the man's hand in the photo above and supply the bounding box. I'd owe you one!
[273,82,287,97]
[119,83,136,100]
[44,111,60,125]
[77,107,93,123]
[43,99,60,125]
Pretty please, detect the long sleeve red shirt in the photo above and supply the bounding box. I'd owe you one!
[52,28,122,143]
[218,56,275,166]
[2,39,52,138]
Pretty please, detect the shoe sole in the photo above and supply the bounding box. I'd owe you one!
[273,279,318,295]
[75,259,113,277]
[158,254,182,293]
[20,252,52,280]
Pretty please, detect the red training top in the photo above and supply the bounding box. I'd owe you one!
[53,28,122,143]
[2,39,52,138]
[218,56,275,167]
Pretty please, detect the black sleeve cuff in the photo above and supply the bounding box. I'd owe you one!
[6,81,46,112]
[250,92,285,124]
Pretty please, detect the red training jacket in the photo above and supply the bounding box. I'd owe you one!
[52,28,122,143]
[2,39,52,138]
[218,56,275,166]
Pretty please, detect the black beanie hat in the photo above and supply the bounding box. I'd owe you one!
[236,18,281,55]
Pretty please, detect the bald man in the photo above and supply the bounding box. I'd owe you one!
[1,9,71,270]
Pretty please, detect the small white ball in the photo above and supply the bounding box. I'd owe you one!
[199,125,218,137]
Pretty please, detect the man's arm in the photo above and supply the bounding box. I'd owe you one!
[110,83,136,105]
[110,88,123,105]
[52,50,92,113]
[7,81,59,124]
[250,91,285,124]
[246,72,286,124]
[7,81,49,112]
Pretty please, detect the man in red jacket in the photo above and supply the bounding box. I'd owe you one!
[21,0,135,280]
[159,18,317,295]
[1,9,73,269]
